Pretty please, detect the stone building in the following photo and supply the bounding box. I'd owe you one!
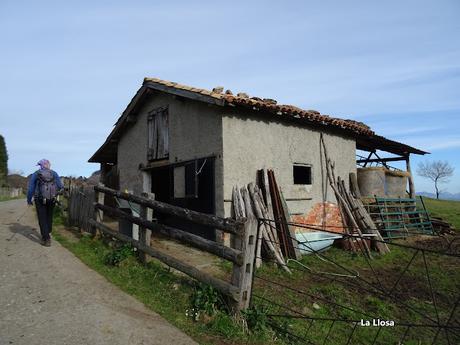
[89,78,426,242]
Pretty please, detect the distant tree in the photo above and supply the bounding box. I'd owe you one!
[0,135,8,187]
[417,160,454,199]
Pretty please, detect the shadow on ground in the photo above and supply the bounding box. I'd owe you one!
[8,223,42,244]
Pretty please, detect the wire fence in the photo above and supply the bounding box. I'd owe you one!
[250,218,460,345]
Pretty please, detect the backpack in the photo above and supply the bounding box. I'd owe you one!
[36,169,57,200]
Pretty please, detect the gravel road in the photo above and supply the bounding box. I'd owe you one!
[0,199,197,345]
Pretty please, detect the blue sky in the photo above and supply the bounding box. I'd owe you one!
[1,0,459,194]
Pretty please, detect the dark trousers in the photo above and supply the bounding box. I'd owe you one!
[35,199,55,241]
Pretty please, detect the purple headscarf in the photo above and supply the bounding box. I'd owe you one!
[37,159,50,169]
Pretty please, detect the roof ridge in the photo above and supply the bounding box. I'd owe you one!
[143,77,374,136]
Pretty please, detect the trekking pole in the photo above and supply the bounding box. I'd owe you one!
[16,207,29,223]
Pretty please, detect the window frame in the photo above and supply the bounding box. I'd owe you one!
[293,163,313,185]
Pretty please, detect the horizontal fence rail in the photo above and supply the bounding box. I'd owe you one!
[89,218,240,300]
[94,185,245,235]
[94,202,243,265]
[90,184,257,311]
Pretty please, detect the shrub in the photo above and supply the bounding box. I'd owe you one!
[104,243,134,266]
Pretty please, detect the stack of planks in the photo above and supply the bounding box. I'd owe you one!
[320,134,390,256]
[232,171,297,273]
[265,170,299,260]
[431,217,456,235]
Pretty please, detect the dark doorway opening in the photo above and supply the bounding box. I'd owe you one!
[151,165,171,204]
[150,157,215,241]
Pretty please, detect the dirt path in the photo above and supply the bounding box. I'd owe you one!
[0,199,197,345]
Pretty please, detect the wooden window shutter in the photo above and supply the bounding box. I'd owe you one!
[147,107,169,161]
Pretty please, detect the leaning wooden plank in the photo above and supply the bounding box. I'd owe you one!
[237,187,246,218]
[89,219,240,301]
[250,186,289,271]
[324,158,372,257]
[240,186,254,220]
[253,191,284,261]
[95,203,243,265]
[232,187,243,219]
[338,178,389,254]
[279,190,301,260]
[349,172,361,198]
[261,227,291,274]
[232,185,246,251]
[262,169,275,220]
[95,185,244,235]
[267,170,287,256]
[269,170,296,259]
[232,186,245,219]
[253,184,283,260]
[247,183,263,268]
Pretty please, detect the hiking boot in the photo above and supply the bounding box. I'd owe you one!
[44,239,51,247]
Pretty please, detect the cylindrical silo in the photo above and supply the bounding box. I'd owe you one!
[357,167,386,197]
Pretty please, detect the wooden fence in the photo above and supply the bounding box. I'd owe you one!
[89,184,257,311]
[67,187,94,233]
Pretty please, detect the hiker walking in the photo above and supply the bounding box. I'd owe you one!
[27,159,63,246]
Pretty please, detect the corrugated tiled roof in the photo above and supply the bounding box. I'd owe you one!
[88,77,427,163]
[143,77,374,136]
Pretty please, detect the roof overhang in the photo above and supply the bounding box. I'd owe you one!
[356,134,428,156]
[88,85,150,163]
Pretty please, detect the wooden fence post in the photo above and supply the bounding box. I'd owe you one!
[92,183,105,236]
[139,192,154,263]
[405,155,415,199]
[231,217,258,311]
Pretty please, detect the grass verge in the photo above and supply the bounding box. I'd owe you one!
[0,195,25,202]
[52,202,459,345]
[52,224,281,345]
[422,197,460,230]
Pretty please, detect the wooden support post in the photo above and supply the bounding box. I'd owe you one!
[405,155,415,198]
[142,171,152,193]
[231,217,258,311]
[92,183,105,236]
[139,192,154,264]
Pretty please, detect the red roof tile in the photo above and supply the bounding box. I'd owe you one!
[143,77,374,136]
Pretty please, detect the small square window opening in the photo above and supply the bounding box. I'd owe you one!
[293,165,312,185]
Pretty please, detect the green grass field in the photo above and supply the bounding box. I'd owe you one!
[422,197,460,230]
[52,198,460,345]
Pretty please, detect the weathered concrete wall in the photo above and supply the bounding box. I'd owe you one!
[221,113,357,217]
[117,92,224,216]
[117,93,357,223]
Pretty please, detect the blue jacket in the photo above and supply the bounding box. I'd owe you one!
[27,169,64,204]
